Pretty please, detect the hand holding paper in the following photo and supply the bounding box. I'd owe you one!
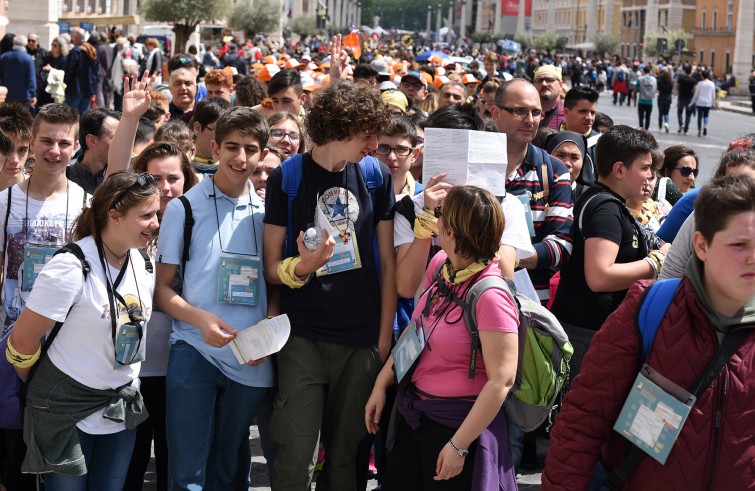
[229,314,291,365]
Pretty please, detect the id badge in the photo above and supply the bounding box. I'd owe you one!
[515,195,536,238]
[316,227,362,277]
[21,245,58,292]
[613,364,695,464]
[113,322,146,368]
[216,253,260,306]
[391,320,425,384]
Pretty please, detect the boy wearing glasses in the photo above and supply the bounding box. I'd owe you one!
[155,107,274,490]
[375,114,421,197]
[190,97,231,177]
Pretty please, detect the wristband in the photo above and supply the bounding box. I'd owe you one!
[644,256,659,279]
[6,338,41,369]
[413,208,438,240]
[278,256,312,289]
[448,438,469,457]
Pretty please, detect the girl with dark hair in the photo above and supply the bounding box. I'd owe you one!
[7,171,159,490]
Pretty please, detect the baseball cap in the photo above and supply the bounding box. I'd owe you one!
[401,71,427,88]
[370,59,390,76]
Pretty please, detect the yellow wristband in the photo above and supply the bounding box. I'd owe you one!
[278,256,312,289]
[5,337,41,369]
[414,208,438,240]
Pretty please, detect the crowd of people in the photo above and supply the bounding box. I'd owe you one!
[0,27,753,491]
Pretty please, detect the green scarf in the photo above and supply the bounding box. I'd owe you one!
[685,256,755,332]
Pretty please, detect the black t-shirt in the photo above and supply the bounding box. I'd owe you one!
[677,74,697,99]
[551,185,644,330]
[65,159,105,195]
[264,152,395,347]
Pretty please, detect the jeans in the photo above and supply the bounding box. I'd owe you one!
[43,428,137,491]
[697,106,711,131]
[165,340,268,491]
[657,100,671,128]
[64,94,91,116]
[677,97,693,131]
[637,103,652,130]
[508,420,525,473]
[125,376,168,491]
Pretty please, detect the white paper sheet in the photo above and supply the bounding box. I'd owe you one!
[422,128,508,195]
[230,314,291,364]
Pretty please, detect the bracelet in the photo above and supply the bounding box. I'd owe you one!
[448,438,469,457]
[5,337,41,369]
[645,256,659,279]
[278,256,313,289]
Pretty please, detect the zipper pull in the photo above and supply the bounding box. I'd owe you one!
[715,410,722,428]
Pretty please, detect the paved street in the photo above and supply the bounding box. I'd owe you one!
[594,90,752,186]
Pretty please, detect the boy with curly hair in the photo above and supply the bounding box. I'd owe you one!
[263,80,396,490]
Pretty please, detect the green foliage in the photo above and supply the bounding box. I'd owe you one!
[289,16,320,37]
[644,29,689,58]
[228,0,280,37]
[593,32,618,56]
[514,31,534,49]
[142,0,230,49]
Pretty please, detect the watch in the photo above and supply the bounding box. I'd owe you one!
[448,438,469,458]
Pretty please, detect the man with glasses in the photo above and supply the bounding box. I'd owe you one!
[534,65,565,130]
[398,71,428,108]
[491,79,574,306]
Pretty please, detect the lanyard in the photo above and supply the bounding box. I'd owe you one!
[210,178,258,256]
[24,175,70,243]
[96,239,144,366]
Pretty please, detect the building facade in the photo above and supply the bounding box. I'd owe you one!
[531,0,621,47]
[693,0,755,80]
[619,0,696,60]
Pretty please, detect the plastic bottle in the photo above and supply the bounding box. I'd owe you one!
[303,227,322,250]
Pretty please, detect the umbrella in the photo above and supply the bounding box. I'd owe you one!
[416,50,449,62]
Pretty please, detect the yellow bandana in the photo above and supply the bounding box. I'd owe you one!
[442,258,489,285]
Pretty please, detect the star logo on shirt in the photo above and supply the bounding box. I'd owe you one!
[330,196,347,219]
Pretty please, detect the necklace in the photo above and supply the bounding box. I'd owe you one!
[102,240,128,265]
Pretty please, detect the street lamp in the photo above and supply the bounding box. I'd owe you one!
[427,5,432,41]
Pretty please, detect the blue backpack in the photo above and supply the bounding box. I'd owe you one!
[637,278,681,359]
[280,153,384,264]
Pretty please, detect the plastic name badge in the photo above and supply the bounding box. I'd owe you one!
[21,245,59,292]
[613,364,696,464]
[515,195,536,238]
[217,254,260,306]
[391,320,425,384]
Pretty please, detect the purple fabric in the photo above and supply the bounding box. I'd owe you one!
[396,388,518,491]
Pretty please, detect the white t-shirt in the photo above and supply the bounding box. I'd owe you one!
[0,182,88,327]
[25,236,156,434]
[393,192,535,259]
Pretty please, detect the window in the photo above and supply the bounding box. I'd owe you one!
[700,50,704,65]
[711,51,715,70]
[727,0,733,30]
[713,9,717,31]
[725,52,730,72]
[702,10,706,30]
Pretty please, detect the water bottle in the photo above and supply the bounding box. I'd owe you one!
[303,227,322,250]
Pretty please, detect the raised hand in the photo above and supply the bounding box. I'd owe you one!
[122,71,156,119]
[329,34,350,81]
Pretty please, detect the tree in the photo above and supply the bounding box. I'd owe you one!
[289,16,320,38]
[142,0,231,53]
[593,32,618,57]
[514,32,534,50]
[228,0,280,38]
[535,31,560,51]
[644,29,689,58]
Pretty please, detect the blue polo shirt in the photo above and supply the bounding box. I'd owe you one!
[157,177,273,387]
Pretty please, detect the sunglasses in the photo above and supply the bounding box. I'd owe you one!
[673,166,699,178]
[111,173,157,209]
[400,80,425,90]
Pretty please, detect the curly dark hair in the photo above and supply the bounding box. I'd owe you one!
[235,76,268,107]
[305,80,392,145]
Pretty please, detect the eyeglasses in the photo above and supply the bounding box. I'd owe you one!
[400,80,424,90]
[496,105,543,119]
[673,166,699,177]
[111,172,157,209]
[434,206,443,218]
[535,77,560,85]
[204,125,216,133]
[375,144,413,157]
[270,129,300,142]
[416,136,425,146]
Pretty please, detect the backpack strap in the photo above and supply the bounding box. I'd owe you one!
[177,196,194,274]
[529,149,553,204]
[137,249,153,274]
[3,187,10,265]
[636,278,681,360]
[358,156,384,273]
[280,153,304,258]
[394,195,417,231]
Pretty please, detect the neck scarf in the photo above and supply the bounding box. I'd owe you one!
[442,258,489,285]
